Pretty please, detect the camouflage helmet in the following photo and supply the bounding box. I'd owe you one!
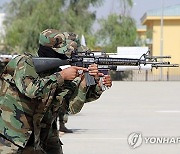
[39,29,90,58]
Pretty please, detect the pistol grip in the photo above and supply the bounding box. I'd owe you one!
[84,72,96,86]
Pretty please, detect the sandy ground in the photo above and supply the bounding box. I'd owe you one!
[61,81,180,154]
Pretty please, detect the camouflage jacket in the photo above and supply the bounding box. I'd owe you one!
[0,54,102,148]
[38,29,103,113]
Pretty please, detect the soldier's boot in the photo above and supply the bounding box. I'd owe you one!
[59,122,73,133]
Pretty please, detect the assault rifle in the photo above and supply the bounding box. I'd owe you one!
[32,51,179,86]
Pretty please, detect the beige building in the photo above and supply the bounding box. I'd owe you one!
[136,25,147,46]
[137,5,180,80]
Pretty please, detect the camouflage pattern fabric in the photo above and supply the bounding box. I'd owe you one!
[39,29,103,112]
[39,29,103,125]
[39,29,90,58]
[0,54,65,148]
[0,54,103,153]
[0,135,19,154]
[0,29,103,153]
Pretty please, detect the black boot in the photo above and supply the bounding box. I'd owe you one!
[59,122,73,133]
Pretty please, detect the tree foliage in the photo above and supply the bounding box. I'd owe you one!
[119,0,133,15]
[2,0,136,54]
[96,14,136,52]
[2,0,102,53]
[95,0,136,52]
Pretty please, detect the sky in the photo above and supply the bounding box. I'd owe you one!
[96,0,180,25]
[1,0,180,25]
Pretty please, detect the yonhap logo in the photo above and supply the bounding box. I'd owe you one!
[127,132,143,149]
[128,132,180,149]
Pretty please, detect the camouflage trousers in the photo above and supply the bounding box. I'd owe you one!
[0,135,19,154]
[0,134,63,154]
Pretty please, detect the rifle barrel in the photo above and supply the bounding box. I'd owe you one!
[152,64,179,68]
[146,56,171,59]
[97,57,140,66]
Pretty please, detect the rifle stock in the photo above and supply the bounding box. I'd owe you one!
[32,57,69,73]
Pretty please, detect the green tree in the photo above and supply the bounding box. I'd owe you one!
[96,14,136,52]
[61,0,102,49]
[2,0,102,53]
[95,0,136,81]
[95,0,136,52]
[3,0,65,53]
[119,0,133,15]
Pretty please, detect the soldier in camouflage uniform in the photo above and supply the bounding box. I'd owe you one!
[38,29,112,133]
[0,29,112,153]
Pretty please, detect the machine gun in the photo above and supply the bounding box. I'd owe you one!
[32,50,179,86]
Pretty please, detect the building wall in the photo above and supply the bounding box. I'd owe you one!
[152,20,180,64]
[151,19,180,76]
[136,29,147,46]
[141,18,180,78]
[137,30,146,40]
